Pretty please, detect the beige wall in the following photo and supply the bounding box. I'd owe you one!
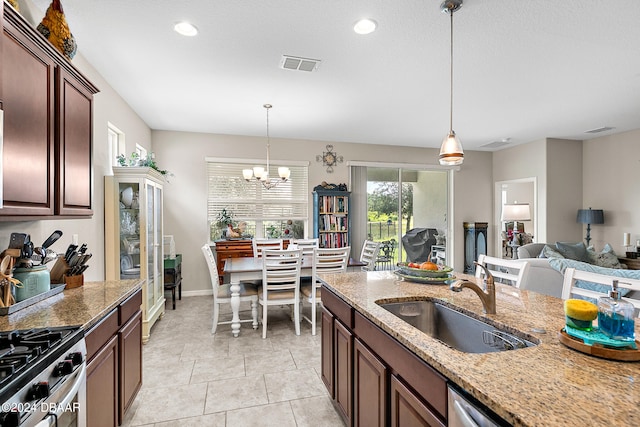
[152,130,493,293]
[583,128,640,253]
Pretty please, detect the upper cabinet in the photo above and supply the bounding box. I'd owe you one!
[0,4,98,218]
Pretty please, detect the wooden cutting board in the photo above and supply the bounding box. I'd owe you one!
[558,329,640,362]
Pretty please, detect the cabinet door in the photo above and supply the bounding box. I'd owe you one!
[390,375,445,427]
[1,15,55,215]
[87,335,119,427]
[354,338,387,427]
[56,67,93,215]
[320,307,334,396]
[334,320,352,425]
[119,310,142,424]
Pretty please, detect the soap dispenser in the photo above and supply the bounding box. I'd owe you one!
[597,280,635,342]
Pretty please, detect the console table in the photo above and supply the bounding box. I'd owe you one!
[164,254,182,309]
[619,257,640,270]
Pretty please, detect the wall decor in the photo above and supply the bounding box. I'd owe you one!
[316,144,343,173]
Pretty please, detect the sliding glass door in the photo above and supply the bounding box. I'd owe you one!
[363,167,448,268]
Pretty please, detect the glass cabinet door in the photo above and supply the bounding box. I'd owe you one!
[146,181,156,310]
[154,185,163,305]
[119,182,141,280]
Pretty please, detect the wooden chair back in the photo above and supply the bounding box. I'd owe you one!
[476,254,530,288]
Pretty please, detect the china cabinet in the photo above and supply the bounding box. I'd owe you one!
[313,189,351,248]
[105,167,165,343]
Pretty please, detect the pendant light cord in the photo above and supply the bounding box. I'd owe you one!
[449,9,454,134]
[264,104,271,171]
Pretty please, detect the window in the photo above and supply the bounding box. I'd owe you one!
[206,158,309,242]
[107,123,125,168]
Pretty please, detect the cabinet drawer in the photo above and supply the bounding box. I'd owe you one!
[322,287,353,329]
[86,309,118,361]
[119,288,142,325]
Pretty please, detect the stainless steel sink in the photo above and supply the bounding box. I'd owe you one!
[378,300,539,353]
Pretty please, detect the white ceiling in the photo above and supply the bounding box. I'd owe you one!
[29,0,640,151]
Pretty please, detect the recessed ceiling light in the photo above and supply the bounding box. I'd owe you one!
[354,18,377,35]
[174,21,198,37]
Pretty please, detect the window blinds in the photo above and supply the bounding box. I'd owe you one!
[207,161,308,222]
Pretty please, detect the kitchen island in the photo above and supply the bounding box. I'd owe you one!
[319,270,639,427]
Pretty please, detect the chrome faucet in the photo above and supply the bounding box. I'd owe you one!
[450,261,496,314]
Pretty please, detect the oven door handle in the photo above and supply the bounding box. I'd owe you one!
[34,363,86,427]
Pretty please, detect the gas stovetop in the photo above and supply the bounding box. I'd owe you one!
[0,326,84,404]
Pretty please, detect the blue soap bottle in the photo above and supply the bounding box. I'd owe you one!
[597,280,635,342]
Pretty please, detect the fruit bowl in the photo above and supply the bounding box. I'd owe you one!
[396,262,453,278]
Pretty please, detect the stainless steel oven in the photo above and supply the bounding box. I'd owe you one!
[0,327,86,427]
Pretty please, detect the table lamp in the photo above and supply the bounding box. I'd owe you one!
[501,203,531,235]
[576,208,604,247]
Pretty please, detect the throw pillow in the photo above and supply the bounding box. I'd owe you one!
[540,245,565,259]
[587,243,623,269]
[555,241,589,262]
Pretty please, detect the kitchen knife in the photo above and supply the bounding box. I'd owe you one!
[42,230,63,250]
[64,244,77,262]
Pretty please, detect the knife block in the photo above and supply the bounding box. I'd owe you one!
[63,273,84,289]
[49,257,70,284]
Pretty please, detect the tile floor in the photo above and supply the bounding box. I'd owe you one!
[121,296,345,427]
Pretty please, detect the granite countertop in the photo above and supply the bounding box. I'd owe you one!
[0,279,143,332]
[320,271,640,427]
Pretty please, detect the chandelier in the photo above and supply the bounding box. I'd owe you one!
[242,104,290,189]
[439,0,464,166]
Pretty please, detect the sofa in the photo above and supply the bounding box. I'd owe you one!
[516,242,640,300]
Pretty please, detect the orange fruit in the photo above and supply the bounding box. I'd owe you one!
[419,261,438,271]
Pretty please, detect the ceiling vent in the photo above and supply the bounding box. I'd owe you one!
[481,138,512,150]
[280,55,321,72]
[584,126,615,134]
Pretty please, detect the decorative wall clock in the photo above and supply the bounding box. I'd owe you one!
[316,144,344,173]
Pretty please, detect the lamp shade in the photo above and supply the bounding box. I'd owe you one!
[576,208,604,225]
[501,203,531,222]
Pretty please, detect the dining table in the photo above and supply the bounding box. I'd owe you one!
[222,256,366,337]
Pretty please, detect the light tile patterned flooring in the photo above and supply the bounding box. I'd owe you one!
[121,296,345,426]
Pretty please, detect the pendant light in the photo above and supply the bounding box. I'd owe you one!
[439,0,464,166]
[243,104,290,189]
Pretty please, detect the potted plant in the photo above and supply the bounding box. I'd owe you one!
[213,208,235,239]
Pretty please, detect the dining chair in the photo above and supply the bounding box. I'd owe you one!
[375,239,397,271]
[301,246,350,335]
[561,267,640,313]
[201,244,259,334]
[360,240,381,271]
[260,249,303,338]
[252,238,284,258]
[290,238,319,258]
[476,254,530,289]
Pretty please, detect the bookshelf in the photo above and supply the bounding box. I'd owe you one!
[313,189,351,248]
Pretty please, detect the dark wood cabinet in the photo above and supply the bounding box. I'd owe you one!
[212,240,253,282]
[354,338,387,427]
[320,307,334,396]
[119,310,142,422]
[390,375,445,427]
[57,67,94,215]
[322,286,448,427]
[334,319,352,425]
[87,334,119,427]
[86,289,142,426]
[0,5,97,218]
